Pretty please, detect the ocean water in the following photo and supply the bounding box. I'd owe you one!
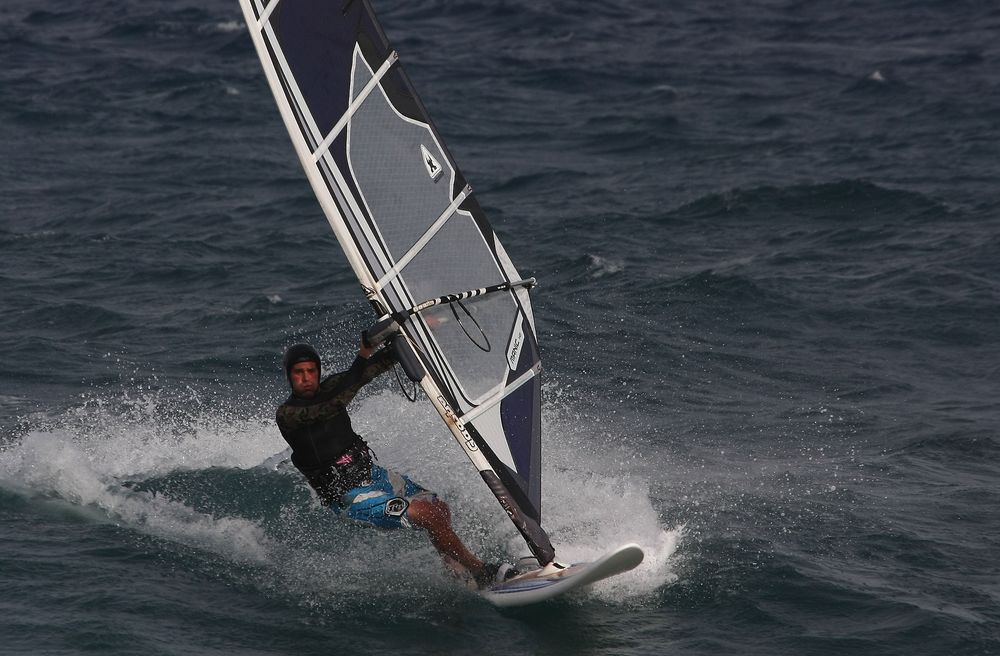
[2,0,999,654]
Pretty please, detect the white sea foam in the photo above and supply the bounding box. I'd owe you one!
[588,253,626,277]
[351,387,681,602]
[1,382,678,603]
[0,391,286,565]
[212,20,244,33]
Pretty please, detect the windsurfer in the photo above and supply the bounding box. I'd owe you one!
[275,340,516,588]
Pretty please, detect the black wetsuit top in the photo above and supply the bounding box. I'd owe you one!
[275,347,397,504]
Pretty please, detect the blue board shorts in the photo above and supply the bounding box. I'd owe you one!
[332,462,436,529]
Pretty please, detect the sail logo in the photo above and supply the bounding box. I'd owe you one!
[420,144,444,182]
[507,324,524,370]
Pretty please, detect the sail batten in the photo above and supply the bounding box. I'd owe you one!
[460,363,540,426]
[375,185,471,291]
[257,0,283,28]
[239,0,553,564]
[313,50,398,163]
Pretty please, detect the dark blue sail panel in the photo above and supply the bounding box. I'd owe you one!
[501,377,542,507]
[273,2,354,136]
[269,1,400,135]
[241,0,550,559]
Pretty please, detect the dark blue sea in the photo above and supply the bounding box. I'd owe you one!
[2,0,998,654]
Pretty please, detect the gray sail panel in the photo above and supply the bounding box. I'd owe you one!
[347,51,454,276]
[345,45,536,488]
[345,49,523,410]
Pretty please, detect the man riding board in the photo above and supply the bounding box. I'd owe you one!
[275,338,515,588]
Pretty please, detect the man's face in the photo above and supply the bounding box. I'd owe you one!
[289,361,319,398]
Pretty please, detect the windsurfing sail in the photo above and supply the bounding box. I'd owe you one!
[238,0,555,565]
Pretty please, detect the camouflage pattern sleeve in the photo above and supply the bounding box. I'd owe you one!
[336,346,397,401]
[275,393,347,431]
[355,346,397,383]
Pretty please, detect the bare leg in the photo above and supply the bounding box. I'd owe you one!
[406,497,484,575]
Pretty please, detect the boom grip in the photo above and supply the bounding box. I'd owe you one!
[392,336,426,382]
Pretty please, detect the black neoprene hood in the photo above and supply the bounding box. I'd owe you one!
[282,343,321,379]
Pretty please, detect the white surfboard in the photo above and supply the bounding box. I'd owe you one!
[481,543,644,608]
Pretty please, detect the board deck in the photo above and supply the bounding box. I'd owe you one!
[481,543,644,607]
